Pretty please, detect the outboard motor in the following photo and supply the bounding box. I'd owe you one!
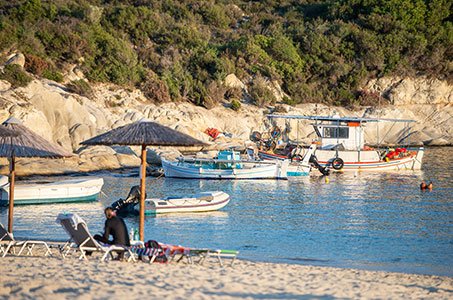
[309,155,330,176]
[110,186,145,216]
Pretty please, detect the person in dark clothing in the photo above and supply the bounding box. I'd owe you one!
[94,207,130,260]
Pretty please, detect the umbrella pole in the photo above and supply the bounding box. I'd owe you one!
[139,144,146,241]
[7,156,15,233]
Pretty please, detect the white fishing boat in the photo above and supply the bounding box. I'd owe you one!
[162,150,288,179]
[145,191,230,215]
[259,115,424,172]
[0,176,104,206]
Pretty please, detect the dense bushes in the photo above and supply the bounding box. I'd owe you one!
[0,64,32,87]
[0,0,450,107]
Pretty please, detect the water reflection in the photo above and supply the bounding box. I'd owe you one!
[0,147,451,276]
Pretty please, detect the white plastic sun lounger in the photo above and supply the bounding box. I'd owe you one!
[0,223,52,257]
[188,249,239,267]
[56,213,135,262]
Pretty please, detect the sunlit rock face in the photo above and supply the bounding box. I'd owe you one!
[0,76,451,175]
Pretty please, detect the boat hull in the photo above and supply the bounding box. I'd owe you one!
[0,177,104,206]
[315,148,424,171]
[162,159,287,179]
[258,152,311,176]
[144,191,230,214]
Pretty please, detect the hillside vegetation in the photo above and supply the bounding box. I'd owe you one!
[0,0,451,108]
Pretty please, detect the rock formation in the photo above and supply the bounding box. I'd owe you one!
[0,73,451,176]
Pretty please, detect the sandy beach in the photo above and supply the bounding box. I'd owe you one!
[0,254,452,300]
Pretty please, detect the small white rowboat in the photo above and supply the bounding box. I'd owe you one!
[144,191,230,215]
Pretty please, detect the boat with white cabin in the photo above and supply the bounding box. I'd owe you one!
[259,115,424,172]
[0,176,104,205]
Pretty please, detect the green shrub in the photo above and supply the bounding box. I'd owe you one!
[0,64,33,88]
[225,87,243,100]
[0,0,449,108]
[282,96,297,106]
[42,69,63,82]
[230,98,241,111]
[66,79,93,97]
[140,76,171,103]
[249,75,277,107]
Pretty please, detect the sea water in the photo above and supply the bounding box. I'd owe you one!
[1,147,452,276]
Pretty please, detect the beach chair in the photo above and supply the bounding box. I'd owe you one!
[56,213,135,262]
[189,248,239,267]
[130,240,167,264]
[158,242,191,263]
[0,223,52,257]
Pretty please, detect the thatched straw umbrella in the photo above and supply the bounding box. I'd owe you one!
[81,119,206,241]
[0,117,72,233]
[0,126,18,137]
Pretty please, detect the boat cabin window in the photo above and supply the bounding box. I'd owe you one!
[323,127,349,139]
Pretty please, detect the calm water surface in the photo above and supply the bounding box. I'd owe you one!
[1,147,452,276]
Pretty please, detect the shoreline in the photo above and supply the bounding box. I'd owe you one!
[1,145,452,178]
[0,255,452,299]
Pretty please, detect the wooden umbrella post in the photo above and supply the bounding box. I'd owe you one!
[139,144,147,241]
[7,156,15,233]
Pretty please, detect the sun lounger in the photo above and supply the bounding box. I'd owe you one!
[56,213,135,262]
[0,223,52,257]
[158,243,191,263]
[189,248,239,267]
[157,242,238,267]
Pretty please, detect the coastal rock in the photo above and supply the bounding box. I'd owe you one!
[0,157,79,176]
[115,153,141,167]
[5,53,25,68]
[0,80,11,92]
[65,64,86,82]
[0,76,451,175]
[224,74,245,90]
[78,146,121,172]
[424,137,451,146]
[147,148,182,164]
[365,77,453,105]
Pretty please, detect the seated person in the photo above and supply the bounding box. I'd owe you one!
[94,207,130,259]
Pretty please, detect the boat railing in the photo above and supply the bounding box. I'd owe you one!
[177,157,281,165]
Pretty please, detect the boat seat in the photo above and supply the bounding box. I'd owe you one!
[197,196,214,201]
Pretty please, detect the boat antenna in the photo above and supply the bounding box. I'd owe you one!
[377,95,381,150]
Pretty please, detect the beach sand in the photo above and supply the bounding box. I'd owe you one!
[0,254,452,300]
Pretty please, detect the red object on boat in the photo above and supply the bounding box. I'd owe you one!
[386,151,397,159]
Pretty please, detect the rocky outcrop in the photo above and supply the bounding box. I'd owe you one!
[365,77,452,105]
[0,75,451,176]
[5,53,25,68]
[224,74,245,90]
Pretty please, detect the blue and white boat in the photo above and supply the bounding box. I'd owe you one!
[162,150,288,179]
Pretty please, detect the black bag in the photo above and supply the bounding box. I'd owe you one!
[144,240,168,263]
